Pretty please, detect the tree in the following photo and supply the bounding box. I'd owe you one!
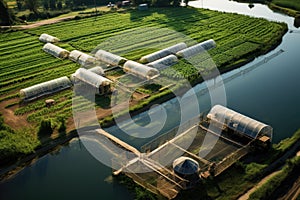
[57,0,63,9]
[37,119,53,140]
[58,116,66,135]
[65,0,73,9]
[42,0,49,10]
[152,0,169,7]
[49,0,56,10]
[25,0,40,15]
[0,0,15,26]
[16,0,25,10]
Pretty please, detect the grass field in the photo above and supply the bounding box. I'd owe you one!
[0,7,287,165]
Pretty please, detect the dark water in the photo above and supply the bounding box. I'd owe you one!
[1,1,300,199]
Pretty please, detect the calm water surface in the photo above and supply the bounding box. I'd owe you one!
[1,1,300,199]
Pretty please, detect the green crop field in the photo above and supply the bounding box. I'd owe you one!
[0,7,287,164]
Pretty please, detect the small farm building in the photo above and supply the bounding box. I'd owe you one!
[42,43,70,59]
[140,42,187,63]
[69,50,96,67]
[146,55,178,70]
[176,39,216,58]
[73,68,112,95]
[95,50,127,66]
[20,76,72,101]
[39,33,60,43]
[123,61,160,80]
[207,105,273,142]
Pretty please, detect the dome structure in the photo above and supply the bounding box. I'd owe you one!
[173,156,199,175]
[173,157,200,188]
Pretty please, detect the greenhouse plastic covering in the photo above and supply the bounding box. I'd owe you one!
[207,105,273,140]
[176,39,216,58]
[20,76,72,101]
[88,66,105,76]
[69,50,96,67]
[42,43,70,59]
[95,50,127,66]
[140,42,187,63]
[123,61,160,80]
[69,50,83,62]
[146,55,178,70]
[39,33,60,43]
[73,68,112,88]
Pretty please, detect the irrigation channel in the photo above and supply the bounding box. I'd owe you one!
[1,0,300,199]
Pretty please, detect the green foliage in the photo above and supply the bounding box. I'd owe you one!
[272,0,300,12]
[24,0,40,15]
[38,119,53,138]
[273,129,300,152]
[249,156,300,200]
[245,162,267,180]
[58,116,66,135]
[0,128,40,164]
[0,0,15,25]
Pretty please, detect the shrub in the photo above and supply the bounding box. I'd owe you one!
[38,119,53,138]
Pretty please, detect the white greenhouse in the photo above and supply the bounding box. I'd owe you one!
[20,76,72,101]
[69,50,96,67]
[123,61,160,80]
[176,39,216,58]
[88,66,105,76]
[69,50,82,62]
[42,43,70,59]
[207,105,273,142]
[140,42,187,63]
[39,33,60,43]
[146,55,178,70]
[95,50,127,66]
[73,68,112,95]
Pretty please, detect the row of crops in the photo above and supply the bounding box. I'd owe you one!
[0,7,287,129]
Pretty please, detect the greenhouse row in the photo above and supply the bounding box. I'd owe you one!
[69,50,98,67]
[33,39,218,101]
[140,42,187,63]
[176,39,216,58]
[146,55,178,70]
[20,76,72,101]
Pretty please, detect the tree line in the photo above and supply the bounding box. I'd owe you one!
[1,0,187,26]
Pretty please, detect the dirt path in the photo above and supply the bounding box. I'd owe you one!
[238,170,282,200]
[1,16,75,30]
[0,98,31,130]
[239,149,300,200]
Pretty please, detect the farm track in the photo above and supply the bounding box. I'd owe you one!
[0,16,75,30]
